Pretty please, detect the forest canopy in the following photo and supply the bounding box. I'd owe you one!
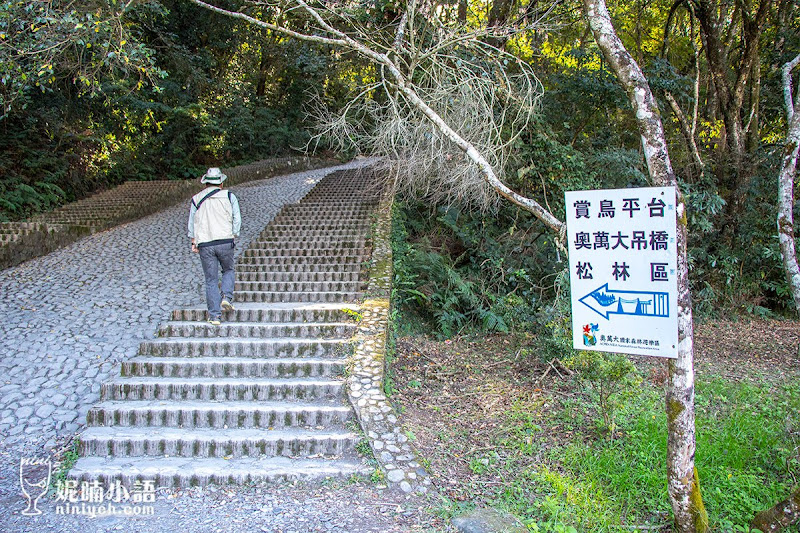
[1,0,799,316]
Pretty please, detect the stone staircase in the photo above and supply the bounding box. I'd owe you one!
[31,180,197,229]
[70,168,382,486]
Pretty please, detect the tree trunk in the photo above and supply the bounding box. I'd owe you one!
[746,51,761,152]
[187,0,568,241]
[690,0,769,231]
[751,486,800,532]
[487,0,515,49]
[255,35,270,98]
[665,91,705,176]
[458,0,467,24]
[581,0,708,531]
[778,54,800,314]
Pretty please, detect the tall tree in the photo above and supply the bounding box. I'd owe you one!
[187,1,711,530]
[581,0,708,529]
[688,0,770,226]
[777,53,800,313]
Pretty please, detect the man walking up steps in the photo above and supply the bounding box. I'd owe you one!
[188,167,241,325]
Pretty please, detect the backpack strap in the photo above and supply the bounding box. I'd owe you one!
[191,188,221,210]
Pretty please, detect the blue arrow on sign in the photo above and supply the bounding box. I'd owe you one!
[579,283,670,320]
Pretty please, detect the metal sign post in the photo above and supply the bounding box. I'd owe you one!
[565,187,679,358]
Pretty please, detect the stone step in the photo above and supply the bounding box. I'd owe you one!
[256,236,366,245]
[266,222,370,230]
[254,238,366,247]
[268,216,371,224]
[277,211,373,220]
[101,377,345,402]
[121,357,345,379]
[234,281,364,293]
[69,167,383,487]
[69,455,368,488]
[286,196,376,202]
[170,303,359,323]
[281,202,373,210]
[237,255,367,266]
[157,321,356,339]
[138,338,352,358]
[237,271,364,282]
[235,291,362,304]
[302,192,377,197]
[242,247,367,257]
[235,258,365,269]
[248,240,366,250]
[258,229,367,239]
[283,197,378,203]
[234,266,364,276]
[85,400,354,429]
[79,426,361,458]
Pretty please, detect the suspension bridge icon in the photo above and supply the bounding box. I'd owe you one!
[579,283,669,320]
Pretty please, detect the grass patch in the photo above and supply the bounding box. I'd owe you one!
[50,438,80,491]
[392,333,800,532]
[533,380,800,531]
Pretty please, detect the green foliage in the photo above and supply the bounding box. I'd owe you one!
[544,378,800,531]
[355,438,373,457]
[564,351,642,434]
[369,466,386,484]
[341,308,363,322]
[50,439,81,490]
[0,0,166,113]
[0,0,352,220]
[391,199,563,338]
[695,379,800,527]
[685,151,794,316]
[0,179,65,221]
[455,377,800,532]
[1,0,795,319]
[497,400,543,456]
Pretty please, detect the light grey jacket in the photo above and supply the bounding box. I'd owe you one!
[187,187,241,247]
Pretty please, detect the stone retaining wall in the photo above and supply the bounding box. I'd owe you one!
[346,181,432,494]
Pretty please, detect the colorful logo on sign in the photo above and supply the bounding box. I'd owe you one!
[582,323,599,346]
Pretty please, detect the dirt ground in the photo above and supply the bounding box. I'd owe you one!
[390,318,800,504]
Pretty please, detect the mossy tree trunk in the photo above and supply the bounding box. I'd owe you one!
[581,0,709,531]
[778,54,800,315]
[751,486,800,532]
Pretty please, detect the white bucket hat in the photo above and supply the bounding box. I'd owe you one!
[201,167,227,184]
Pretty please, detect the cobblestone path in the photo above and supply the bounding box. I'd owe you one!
[0,160,375,505]
[69,167,381,486]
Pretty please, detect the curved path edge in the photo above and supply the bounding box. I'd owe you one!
[347,188,433,495]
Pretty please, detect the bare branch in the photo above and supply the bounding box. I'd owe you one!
[189,0,566,240]
[665,91,705,172]
[188,0,345,47]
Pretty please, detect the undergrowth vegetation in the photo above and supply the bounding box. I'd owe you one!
[390,332,800,532]
[391,201,561,338]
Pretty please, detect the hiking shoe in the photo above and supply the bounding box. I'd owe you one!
[208,318,221,326]
[221,299,235,311]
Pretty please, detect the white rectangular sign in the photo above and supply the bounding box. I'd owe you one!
[565,187,678,358]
